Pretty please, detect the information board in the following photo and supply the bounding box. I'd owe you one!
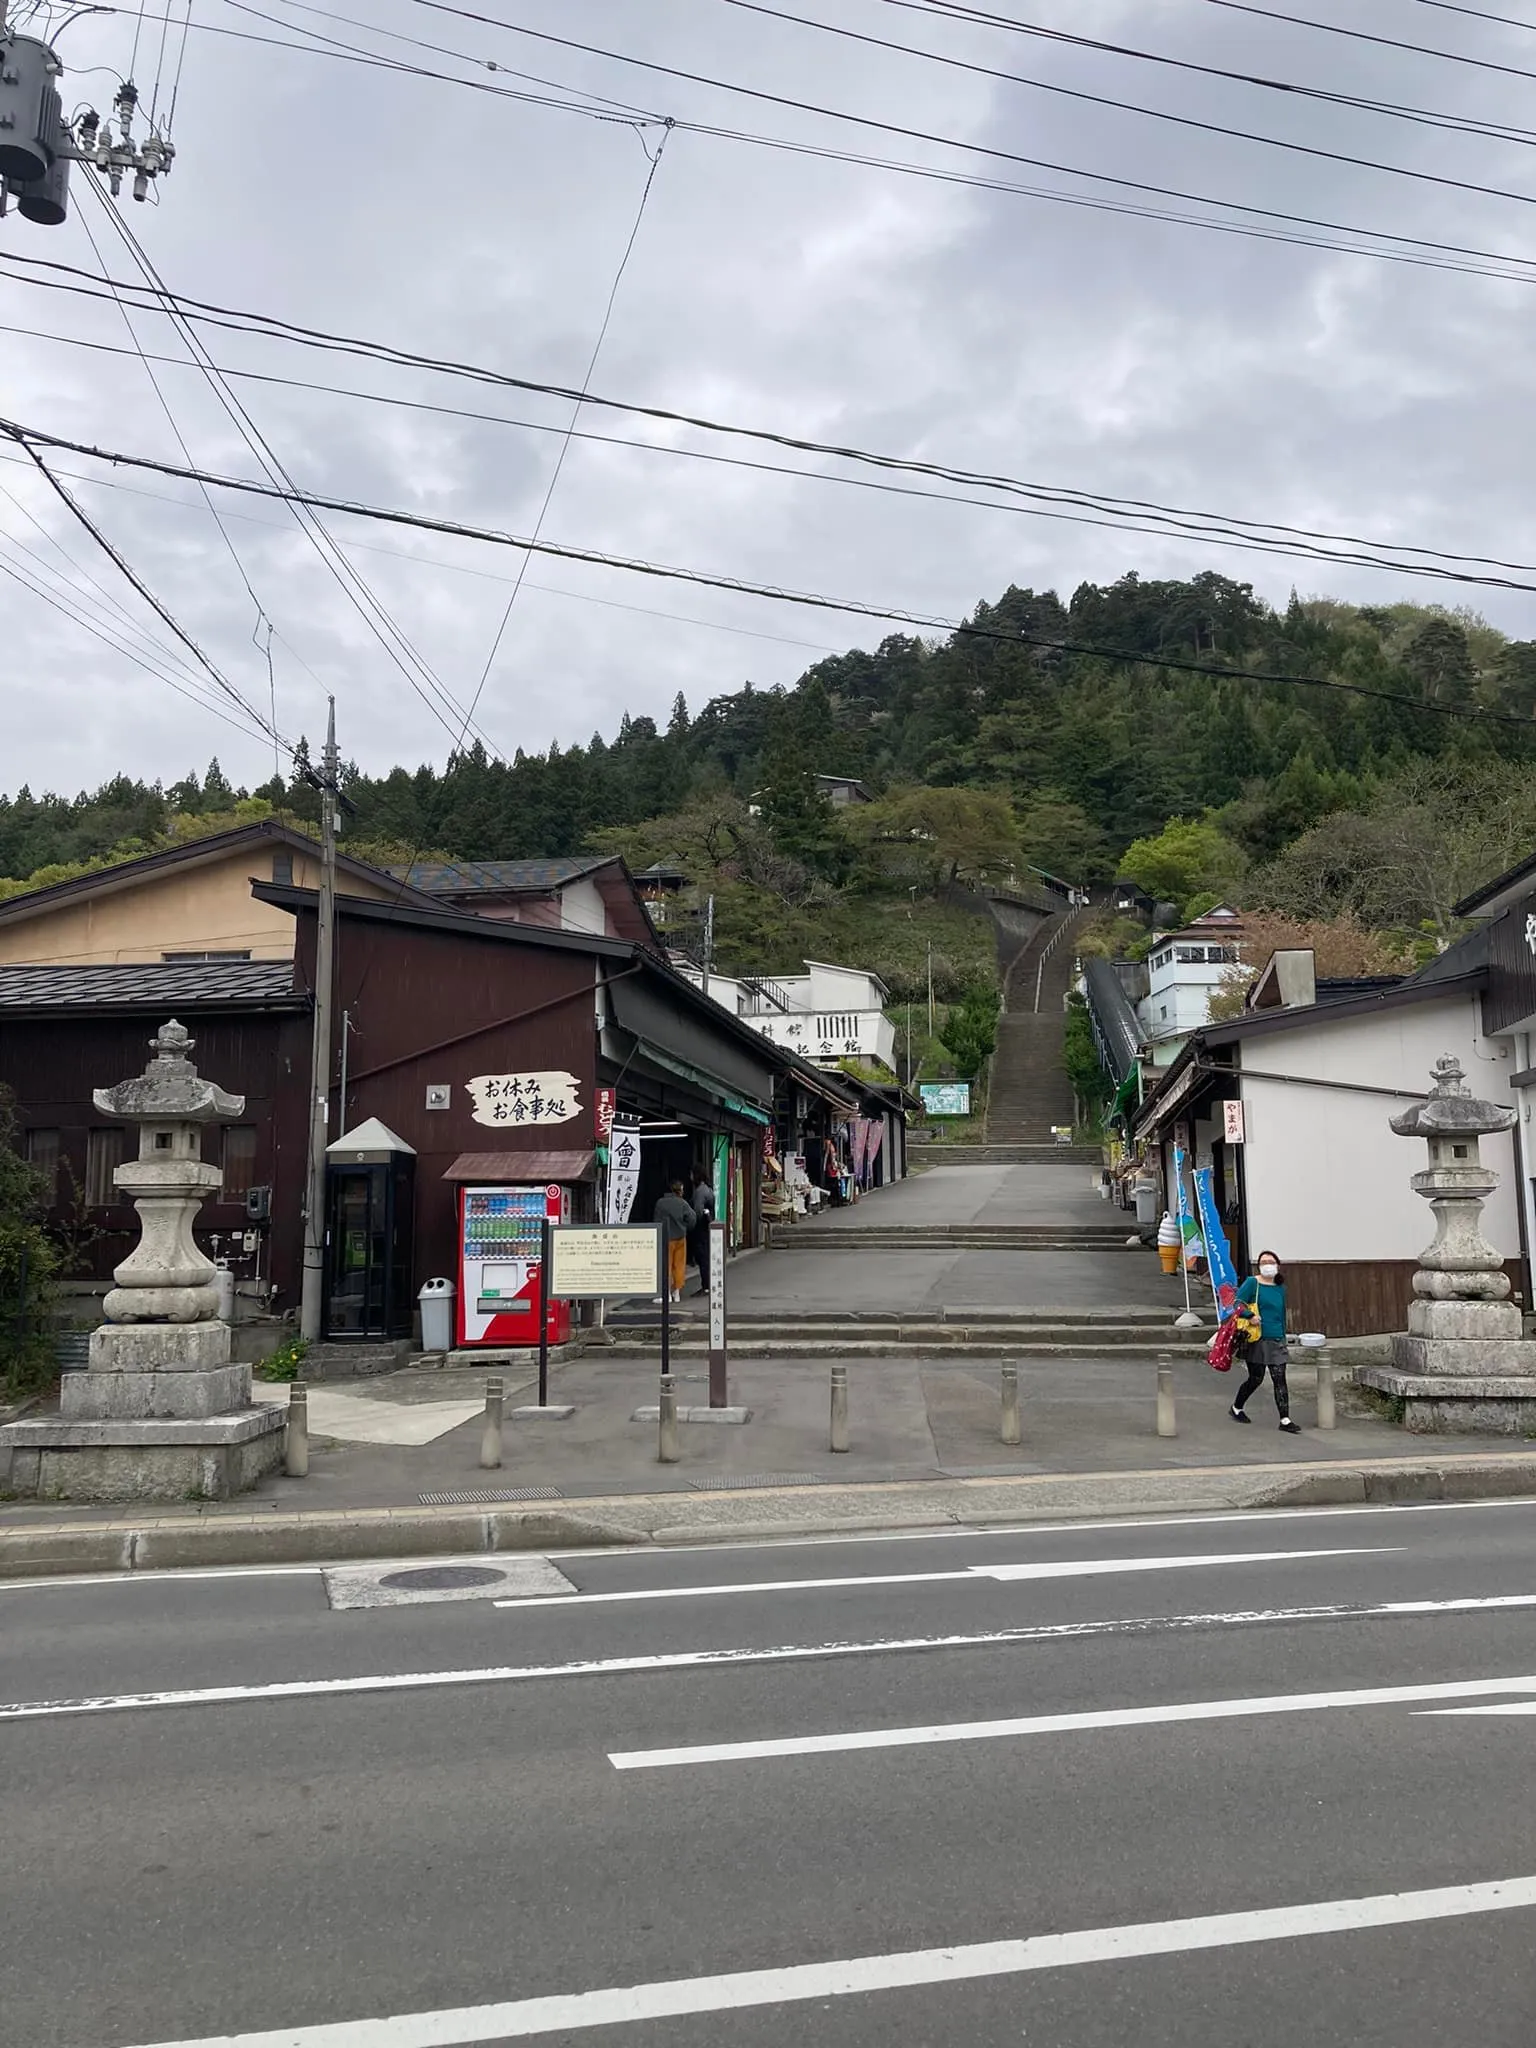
[920,1082,972,1117]
[548,1225,659,1298]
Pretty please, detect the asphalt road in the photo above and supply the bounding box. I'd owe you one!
[6,1501,1536,2046]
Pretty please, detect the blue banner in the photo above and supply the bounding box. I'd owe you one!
[1193,1165,1239,1320]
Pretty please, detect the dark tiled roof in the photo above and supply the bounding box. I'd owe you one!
[0,962,299,1008]
[1405,924,1491,986]
[394,857,609,894]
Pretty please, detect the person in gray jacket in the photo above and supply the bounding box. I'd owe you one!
[690,1168,716,1298]
[654,1181,695,1303]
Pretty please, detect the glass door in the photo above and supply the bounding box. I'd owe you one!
[325,1166,385,1337]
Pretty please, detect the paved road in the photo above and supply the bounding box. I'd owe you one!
[9,1502,1536,2045]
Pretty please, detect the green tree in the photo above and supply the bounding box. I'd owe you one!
[854,786,1018,887]
[0,1087,58,1397]
[939,981,1001,1079]
[1117,816,1246,917]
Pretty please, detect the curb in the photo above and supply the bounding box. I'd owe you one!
[3,1452,1536,1578]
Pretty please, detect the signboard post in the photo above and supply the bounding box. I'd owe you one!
[707,1218,728,1408]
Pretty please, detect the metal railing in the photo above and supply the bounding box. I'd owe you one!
[1033,904,1086,1014]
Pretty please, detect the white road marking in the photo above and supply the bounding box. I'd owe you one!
[544,1494,1536,1559]
[1421,1702,1536,1717]
[493,1547,1388,1610]
[113,1873,1536,2045]
[248,1385,483,1446]
[0,1565,324,1593]
[608,1673,1536,1769]
[4,1590,1532,1725]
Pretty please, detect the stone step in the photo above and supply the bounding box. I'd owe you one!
[602,1335,1203,1358]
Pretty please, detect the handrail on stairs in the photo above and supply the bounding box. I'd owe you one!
[1033,899,1085,1014]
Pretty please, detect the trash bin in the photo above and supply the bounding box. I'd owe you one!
[418,1277,456,1353]
[1134,1177,1159,1229]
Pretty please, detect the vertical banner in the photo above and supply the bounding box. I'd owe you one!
[1172,1144,1203,1265]
[1193,1165,1239,1319]
[708,1218,728,1409]
[606,1126,641,1224]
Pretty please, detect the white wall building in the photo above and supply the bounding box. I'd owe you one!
[677,958,898,1074]
[1134,937,1520,1336]
[1138,907,1244,1063]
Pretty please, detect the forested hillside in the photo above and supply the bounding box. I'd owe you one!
[4,571,1535,984]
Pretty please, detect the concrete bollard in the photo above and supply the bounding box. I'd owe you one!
[658,1374,680,1463]
[480,1375,504,1469]
[829,1364,850,1453]
[1156,1353,1177,1438]
[1316,1347,1336,1431]
[1000,1362,1021,1445]
[284,1379,309,1479]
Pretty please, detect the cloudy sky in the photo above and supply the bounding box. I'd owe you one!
[3,0,1535,799]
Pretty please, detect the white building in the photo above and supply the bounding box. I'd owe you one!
[677,958,898,1074]
[1134,936,1519,1337]
[1138,907,1244,1064]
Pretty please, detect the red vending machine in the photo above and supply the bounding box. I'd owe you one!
[455,1182,571,1348]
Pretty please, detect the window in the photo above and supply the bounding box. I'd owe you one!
[221,1125,259,1201]
[86,1128,126,1207]
[272,851,294,885]
[162,951,252,963]
[24,1128,60,1205]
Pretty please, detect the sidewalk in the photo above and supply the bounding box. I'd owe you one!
[5,1345,1534,1577]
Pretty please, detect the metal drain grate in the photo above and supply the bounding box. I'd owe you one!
[417,1486,565,1506]
[687,1472,827,1491]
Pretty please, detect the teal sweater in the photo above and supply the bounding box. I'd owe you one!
[1238,1275,1287,1343]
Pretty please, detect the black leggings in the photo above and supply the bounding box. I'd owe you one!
[1234,1341,1290,1419]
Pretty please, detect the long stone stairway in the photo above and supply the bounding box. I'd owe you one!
[985,905,1085,1145]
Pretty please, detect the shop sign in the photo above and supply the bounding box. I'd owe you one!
[1223,1099,1246,1145]
[466,1071,581,1127]
[920,1082,972,1117]
[549,1225,658,1298]
[594,1086,616,1142]
[606,1126,642,1223]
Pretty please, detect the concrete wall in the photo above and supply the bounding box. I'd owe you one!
[0,847,398,966]
[1241,992,1520,1264]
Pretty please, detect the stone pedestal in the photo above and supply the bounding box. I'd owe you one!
[0,1020,285,1501]
[1357,1055,1536,1433]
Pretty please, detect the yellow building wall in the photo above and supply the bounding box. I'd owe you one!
[0,846,397,966]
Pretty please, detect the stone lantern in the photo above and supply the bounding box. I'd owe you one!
[1358,1055,1536,1432]
[0,1021,286,1500]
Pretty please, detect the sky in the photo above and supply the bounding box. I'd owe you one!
[2,0,1536,799]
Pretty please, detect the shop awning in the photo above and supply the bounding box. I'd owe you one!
[442,1150,597,1184]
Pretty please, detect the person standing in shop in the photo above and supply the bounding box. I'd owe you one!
[653,1180,696,1305]
[1229,1249,1301,1434]
[690,1164,716,1299]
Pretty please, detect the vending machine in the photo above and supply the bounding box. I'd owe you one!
[455,1182,571,1348]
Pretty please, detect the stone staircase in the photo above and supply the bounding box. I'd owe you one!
[986,906,1085,1145]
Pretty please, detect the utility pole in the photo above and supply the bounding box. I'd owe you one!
[299,698,339,1343]
[927,940,935,1038]
[701,893,715,1002]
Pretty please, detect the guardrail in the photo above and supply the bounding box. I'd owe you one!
[1033,904,1085,1014]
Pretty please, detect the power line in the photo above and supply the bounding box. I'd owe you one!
[875,0,1536,146]
[1195,0,1536,83]
[5,412,1533,730]
[16,19,1536,285]
[1406,0,1536,28]
[6,250,1536,589]
[12,306,1536,599]
[0,441,848,653]
[716,0,1536,209]
[0,543,273,742]
[0,429,287,743]
[462,117,672,742]
[401,2,1536,268]
[88,191,512,763]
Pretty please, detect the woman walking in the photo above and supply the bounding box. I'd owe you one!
[1229,1249,1301,1434]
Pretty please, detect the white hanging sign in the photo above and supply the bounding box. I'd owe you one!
[606,1126,642,1224]
[466,1071,582,1128]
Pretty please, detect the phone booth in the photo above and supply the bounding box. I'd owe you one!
[323,1120,417,1340]
[455,1180,572,1349]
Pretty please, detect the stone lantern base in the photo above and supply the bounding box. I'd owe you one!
[1,1318,286,1502]
[1356,1364,1536,1436]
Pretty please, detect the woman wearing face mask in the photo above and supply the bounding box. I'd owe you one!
[1229,1250,1301,1434]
